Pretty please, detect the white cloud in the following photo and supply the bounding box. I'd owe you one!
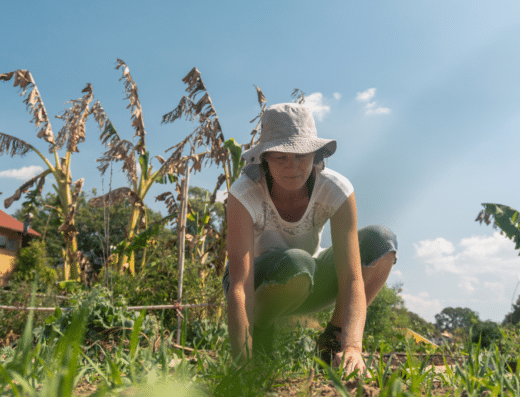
[356,88,376,102]
[415,237,455,257]
[215,190,228,203]
[333,92,341,100]
[415,232,520,296]
[392,269,403,279]
[458,276,479,293]
[483,281,506,302]
[401,292,443,323]
[0,165,44,180]
[304,92,330,121]
[366,107,391,115]
[355,88,391,116]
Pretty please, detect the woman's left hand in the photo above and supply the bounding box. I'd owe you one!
[332,348,366,376]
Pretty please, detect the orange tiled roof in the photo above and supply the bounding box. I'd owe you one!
[0,209,41,237]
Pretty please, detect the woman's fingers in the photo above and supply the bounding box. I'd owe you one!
[333,351,366,376]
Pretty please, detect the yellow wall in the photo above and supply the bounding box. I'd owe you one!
[0,228,21,286]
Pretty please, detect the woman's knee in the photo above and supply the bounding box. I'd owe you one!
[358,225,398,267]
[284,248,317,274]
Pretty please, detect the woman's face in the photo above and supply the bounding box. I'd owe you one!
[264,151,315,193]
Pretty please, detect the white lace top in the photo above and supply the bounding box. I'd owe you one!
[229,167,354,258]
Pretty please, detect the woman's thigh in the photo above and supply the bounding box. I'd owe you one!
[222,248,317,297]
[291,225,398,314]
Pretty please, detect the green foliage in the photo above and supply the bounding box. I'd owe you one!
[187,319,228,350]
[187,186,225,231]
[435,306,480,333]
[36,285,159,349]
[223,138,245,183]
[476,203,520,254]
[11,240,57,287]
[0,281,56,340]
[14,190,171,273]
[471,320,502,349]
[364,284,408,348]
[503,293,520,326]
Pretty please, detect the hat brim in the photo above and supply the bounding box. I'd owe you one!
[242,137,336,165]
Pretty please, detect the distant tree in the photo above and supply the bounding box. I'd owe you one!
[12,240,57,287]
[471,320,502,348]
[503,294,520,326]
[14,190,171,274]
[435,307,480,332]
[406,310,435,338]
[365,284,406,340]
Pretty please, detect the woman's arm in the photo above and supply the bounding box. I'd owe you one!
[226,193,255,362]
[329,192,367,371]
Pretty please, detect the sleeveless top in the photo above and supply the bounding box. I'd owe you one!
[229,167,354,259]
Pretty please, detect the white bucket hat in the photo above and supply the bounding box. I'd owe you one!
[242,103,337,169]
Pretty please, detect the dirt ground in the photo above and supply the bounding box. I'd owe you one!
[71,353,459,396]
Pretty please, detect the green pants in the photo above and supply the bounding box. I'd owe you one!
[222,225,397,315]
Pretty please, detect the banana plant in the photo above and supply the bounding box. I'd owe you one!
[476,203,520,255]
[0,70,95,280]
[89,59,182,275]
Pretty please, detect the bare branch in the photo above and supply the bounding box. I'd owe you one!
[1,70,55,149]
[115,59,146,154]
[97,139,137,185]
[0,132,32,157]
[54,84,94,153]
[88,187,138,208]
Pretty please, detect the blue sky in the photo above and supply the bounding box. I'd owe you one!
[1,1,520,324]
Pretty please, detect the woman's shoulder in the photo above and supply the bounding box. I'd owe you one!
[318,167,354,196]
[229,172,265,201]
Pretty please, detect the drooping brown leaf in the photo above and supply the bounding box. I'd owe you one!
[89,187,138,208]
[91,100,121,147]
[54,84,94,153]
[209,173,227,204]
[35,175,46,195]
[254,85,266,107]
[249,103,266,145]
[58,178,84,234]
[161,96,195,124]
[115,59,146,154]
[155,191,178,216]
[70,178,84,205]
[182,67,206,100]
[0,132,32,157]
[4,170,49,209]
[1,70,55,149]
[97,139,137,185]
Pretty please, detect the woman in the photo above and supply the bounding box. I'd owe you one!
[223,103,397,374]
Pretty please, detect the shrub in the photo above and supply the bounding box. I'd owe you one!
[36,285,160,351]
[471,320,502,349]
[11,240,57,287]
[0,280,56,342]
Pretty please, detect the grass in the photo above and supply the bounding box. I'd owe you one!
[1,291,520,396]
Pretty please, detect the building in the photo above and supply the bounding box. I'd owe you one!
[0,209,41,286]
